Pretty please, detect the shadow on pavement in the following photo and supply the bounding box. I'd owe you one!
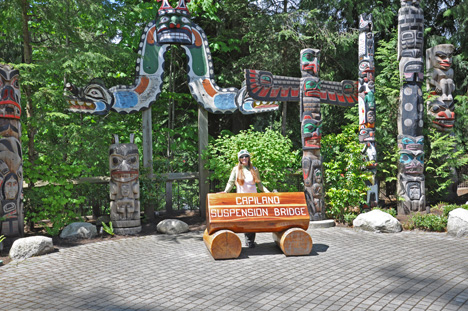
[237,242,330,259]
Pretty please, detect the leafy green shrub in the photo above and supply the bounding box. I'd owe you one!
[321,125,370,222]
[442,204,468,217]
[24,161,87,236]
[372,207,397,217]
[425,128,468,203]
[203,126,301,192]
[343,213,357,226]
[407,213,448,232]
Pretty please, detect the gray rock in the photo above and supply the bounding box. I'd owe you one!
[447,208,468,237]
[60,222,97,239]
[9,236,54,260]
[353,210,402,233]
[157,219,189,234]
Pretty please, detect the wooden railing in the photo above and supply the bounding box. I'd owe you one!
[23,172,303,218]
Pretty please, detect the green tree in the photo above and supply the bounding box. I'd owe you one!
[321,124,370,221]
[204,127,301,192]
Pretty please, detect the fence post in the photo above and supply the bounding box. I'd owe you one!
[198,106,209,219]
[142,108,154,178]
[166,181,173,215]
[142,107,155,222]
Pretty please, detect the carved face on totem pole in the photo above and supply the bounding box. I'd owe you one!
[302,116,322,149]
[300,49,320,76]
[303,77,321,98]
[0,65,21,121]
[110,138,139,185]
[398,135,424,175]
[359,127,374,143]
[426,44,455,132]
[156,0,193,45]
[359,13,373,33]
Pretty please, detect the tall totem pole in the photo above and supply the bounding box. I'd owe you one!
[397,0,426,215]
[300,49,325,221]
[0,64,23,237]
[358,14,378,209]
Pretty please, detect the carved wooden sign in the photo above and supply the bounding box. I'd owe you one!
[206,192,309,234]
[204,192,312,259]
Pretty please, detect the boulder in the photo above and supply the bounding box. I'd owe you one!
[447,208,468,237]
[157,219,189,234]
[9,236,54,260]
[353,210,402,233]
[60,222,97,239]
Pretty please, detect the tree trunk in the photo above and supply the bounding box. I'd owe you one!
[281,102,288,136]
[21,0,37,231]
[21,0,35,167]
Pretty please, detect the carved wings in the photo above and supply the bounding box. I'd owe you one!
[245,69,359,107]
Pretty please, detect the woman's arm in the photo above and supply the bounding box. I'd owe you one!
[257,182,270,193]
[223,167,237,193]
[254,168,270,193]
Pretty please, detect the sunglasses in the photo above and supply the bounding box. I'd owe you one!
[239,155,250,159]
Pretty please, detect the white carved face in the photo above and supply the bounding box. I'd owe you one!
[4,175,18,200]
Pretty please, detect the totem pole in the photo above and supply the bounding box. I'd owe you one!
[358,13,378,209]
[300,49,324,221]
[426,44,455,132]
[64,0,277,116]
[426,44,458,197]
[397,0,426,215]
[109,134,141,235]
[244,51,358,220]
[0,64,23,237]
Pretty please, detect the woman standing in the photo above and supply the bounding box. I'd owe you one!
[221,150,269,248]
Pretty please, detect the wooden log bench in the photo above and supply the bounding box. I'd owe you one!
[203,192,313,259]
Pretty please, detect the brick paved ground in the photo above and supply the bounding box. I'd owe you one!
[0,227,467,311]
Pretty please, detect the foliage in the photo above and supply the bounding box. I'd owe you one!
[343,213,357,226]
[0,0,467,228]
[374,31,400,197]
[372,207,397,217]
[441,204,468,217]
[322,125,370,222]
[101,222,114,236]
[425,128,468,202]
[203,126,301,192]
[24,160,88,236]
[407,213,448,232]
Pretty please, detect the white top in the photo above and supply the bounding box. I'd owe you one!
[224,166,269,193]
